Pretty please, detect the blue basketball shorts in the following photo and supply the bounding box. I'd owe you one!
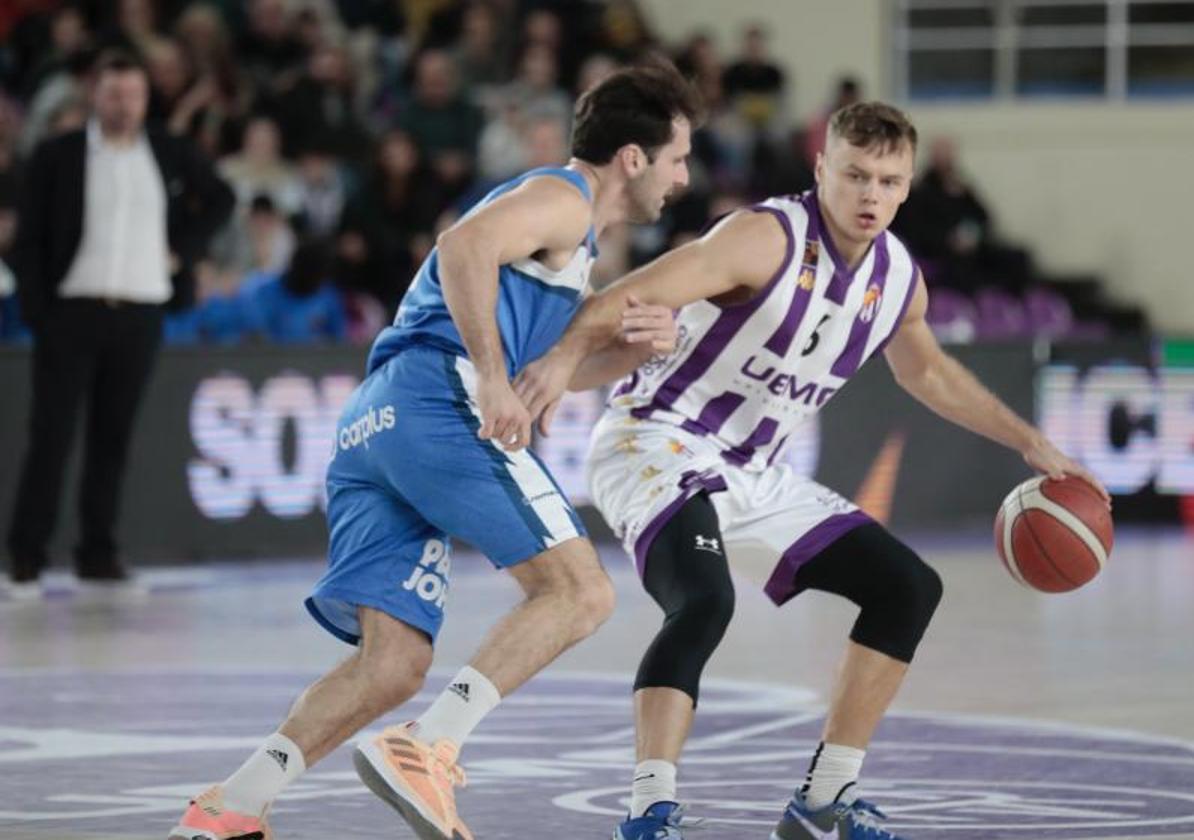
[305,347,587,646]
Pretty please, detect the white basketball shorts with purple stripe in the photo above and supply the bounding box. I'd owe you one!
[587,409,874,605]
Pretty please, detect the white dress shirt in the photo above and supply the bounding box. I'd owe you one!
[59,120,172,304]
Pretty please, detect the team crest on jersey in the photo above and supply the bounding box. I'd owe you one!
[859,283,883,323]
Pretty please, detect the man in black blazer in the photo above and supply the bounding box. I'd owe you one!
[6,50,234,597]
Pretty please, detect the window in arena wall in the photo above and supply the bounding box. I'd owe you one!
[893,0,1194,101]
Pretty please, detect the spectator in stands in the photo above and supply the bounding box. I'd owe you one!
[476,96,528,181]
[477,40,570,181]
[171,6,248,156]
[597,0,656,63]
[212,193,296,277]
[1,3,80,98]
[174,4,235,84]
[675,31,755,190]
[723,24,785,130]
[749,127,815,199]
[293,5,338,55]
[451,0,511,93]
[20,46,95,155]
[338,128,445,313]
[238,0,307,102]
[247,237,346,343]
[5,50,233,598]
[162,259,254,345]
[893,136,1033,293]
[18,3,91,103]
[803,75,860,168]
[576,51,619,96]
[104,0,160,58]
[218,115,303,215]
[675,32,723,110]
[523,111,568,168]
[397,48,483,195]
[274,42,371,160]
[521,8,565,60]
[501,42,571,130]
[142,33,240,156]
[144,37,205,137]
[292,135,351,237]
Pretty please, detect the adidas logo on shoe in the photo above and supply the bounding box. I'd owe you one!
[266,749,289,771]
[449,682,471,702]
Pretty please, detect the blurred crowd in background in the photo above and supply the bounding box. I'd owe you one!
[0,0,1145,347]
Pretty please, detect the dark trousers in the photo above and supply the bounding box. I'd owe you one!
[7,299,163,578]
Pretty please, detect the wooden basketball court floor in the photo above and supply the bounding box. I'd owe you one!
[1,526,1192,840]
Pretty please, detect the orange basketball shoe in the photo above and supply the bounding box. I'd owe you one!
[167,786,272,840]
[353,723,473,840]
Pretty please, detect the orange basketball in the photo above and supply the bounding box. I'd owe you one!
[994,475,1114,593]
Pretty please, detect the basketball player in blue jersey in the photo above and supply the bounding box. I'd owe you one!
[516,102,1109,840]
[168,64,699,840]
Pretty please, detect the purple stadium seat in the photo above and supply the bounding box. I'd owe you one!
[974,287,1028,339]
[1023,286,1074,338]
[925,287,977,343]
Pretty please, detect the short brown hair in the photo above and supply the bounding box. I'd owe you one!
[829,101,918,155]
[571,60,703,164]
[93,48,147,79]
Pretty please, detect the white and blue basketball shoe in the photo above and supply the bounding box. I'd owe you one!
[771,791,905,839]
[613,801,686,839]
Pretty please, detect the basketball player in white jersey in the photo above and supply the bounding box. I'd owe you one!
[515,102,1109,840]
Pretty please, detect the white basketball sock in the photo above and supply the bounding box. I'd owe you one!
[630,759,677,817]
[221,732,306,816]
[412,666,502,747]
[800,741,865,809]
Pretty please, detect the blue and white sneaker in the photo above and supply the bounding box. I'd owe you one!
[770,791,904,839]
[613,801,685,840]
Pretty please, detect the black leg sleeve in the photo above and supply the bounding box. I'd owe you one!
[793,523,943,663]
[634,493,736,704]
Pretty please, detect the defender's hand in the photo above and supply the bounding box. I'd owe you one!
[513,352,575,437]
[621,295,678,354]
[476,375,532,451]
[1022,433,1110,505]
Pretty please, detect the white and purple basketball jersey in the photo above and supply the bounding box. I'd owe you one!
[610,190,919,471]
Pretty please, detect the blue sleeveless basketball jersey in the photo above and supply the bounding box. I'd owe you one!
[307,167,597,647]
[367,167,598,377]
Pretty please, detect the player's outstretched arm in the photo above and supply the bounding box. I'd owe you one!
[514,208,786,428]
[437,176,592,450]
[884,275,1109,501]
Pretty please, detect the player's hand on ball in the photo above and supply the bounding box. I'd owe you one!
[621,295,677,354]
[1021,432,1110,505]
[513,352,574,437]
[476,375,532,451]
